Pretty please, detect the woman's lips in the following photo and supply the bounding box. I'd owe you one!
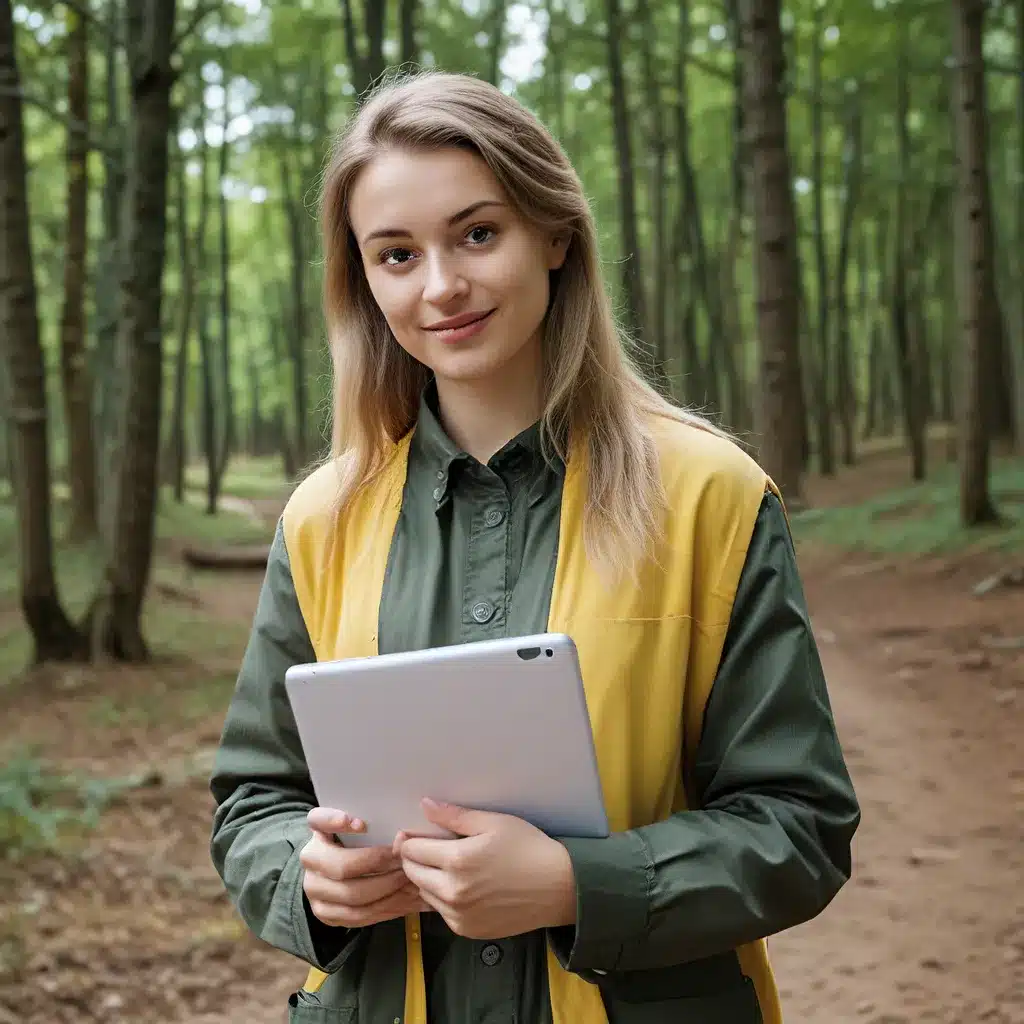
[424,308,496,344]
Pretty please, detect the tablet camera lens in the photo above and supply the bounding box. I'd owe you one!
[545,649,553,657]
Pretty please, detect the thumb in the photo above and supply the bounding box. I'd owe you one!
[420,797,495,836]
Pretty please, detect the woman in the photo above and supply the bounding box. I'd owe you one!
[210,71,859,1024]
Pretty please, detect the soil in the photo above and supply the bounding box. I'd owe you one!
[1,447,1021,1024]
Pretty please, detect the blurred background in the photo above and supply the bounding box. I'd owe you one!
[0,0,1022,1021]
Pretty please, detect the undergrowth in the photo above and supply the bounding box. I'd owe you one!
[791,456,1024,554]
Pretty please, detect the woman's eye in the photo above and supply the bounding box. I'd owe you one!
[381,248,415,266]
[467,226,495,245]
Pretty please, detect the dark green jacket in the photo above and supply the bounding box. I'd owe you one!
[210,392,860,1024]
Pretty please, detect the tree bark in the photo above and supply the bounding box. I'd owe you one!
[94,0,178,661]
[0,0,86,662]
[59,4,98,542]
[891,22,927,481]
[605,0,646,342]
[950,0,999,525]
[834,91,863,467]
[739,0,806,503]
[810,6,834,476]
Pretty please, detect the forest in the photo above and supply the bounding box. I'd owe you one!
[0,1,1023,1022]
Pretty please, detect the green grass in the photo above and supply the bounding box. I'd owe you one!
[791,455,1024,555]
[183,454,296,501]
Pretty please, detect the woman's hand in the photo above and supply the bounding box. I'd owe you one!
[395,798,577,940]
[301,809,430,928]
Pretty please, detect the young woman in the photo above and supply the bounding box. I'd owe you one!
[210,71,860,1024]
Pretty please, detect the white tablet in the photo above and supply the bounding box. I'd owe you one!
[284,633,610,848]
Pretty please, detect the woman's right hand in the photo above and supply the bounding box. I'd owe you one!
[300,809,429,928]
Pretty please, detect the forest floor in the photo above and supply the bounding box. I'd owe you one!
[0,439,1022,1024]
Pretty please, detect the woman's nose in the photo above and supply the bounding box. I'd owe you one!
[421,252,469,305]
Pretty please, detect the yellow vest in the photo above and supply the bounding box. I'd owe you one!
[283,414,783,1024]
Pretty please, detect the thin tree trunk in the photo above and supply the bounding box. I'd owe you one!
[93,0,123,533]
[0,0,86,662]
[810,6,834,476]
[196,124,218,512]
[605,0,646,341]
[739,0,806,503]
[168,127,194,503]
[834,90,863,467]
[399,0,417,65]
[951,0,998,524]
[1013,0,1024,444]
[637,0,668,381]
[891,22,927,481]
[215,63,234,494]
[94,0,177,661]
[487,0,507,85]
[59,4,98,541]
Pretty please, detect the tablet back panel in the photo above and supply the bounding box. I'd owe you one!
[284,633,609,848]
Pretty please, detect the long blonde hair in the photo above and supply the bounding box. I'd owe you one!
[319,70,725,571]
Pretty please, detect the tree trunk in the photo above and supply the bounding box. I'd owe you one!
[215,64,234,494]
[810,7,834,476]
[637,0,668,382]
[1013,0,1024,445]
[399,0,417,65]
[59,4,98,542]
[487,0,507,85]
[950,0,998,525]
[196,122,219,512]
[167,128,193,503]
[834,91,863,467]
[93,0,124,525]
[891,26,927,481]
[94,0,177,661]
[0,0,86,662]
[739,0,806,504]
[605,0,646,342]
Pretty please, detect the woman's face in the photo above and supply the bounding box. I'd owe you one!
[348,146,568,391]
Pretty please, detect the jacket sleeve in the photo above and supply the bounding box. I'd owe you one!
[551,490,861,973]
[209,518,354,972]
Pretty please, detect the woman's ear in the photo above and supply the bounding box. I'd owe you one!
[547,232,570,271]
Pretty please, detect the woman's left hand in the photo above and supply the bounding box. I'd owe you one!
[395,797,577,940]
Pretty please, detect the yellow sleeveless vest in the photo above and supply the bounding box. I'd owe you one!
[283,415,783,1024]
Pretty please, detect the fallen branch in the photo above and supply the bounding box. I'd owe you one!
[182,545,269,571]
[973,567,1024,597]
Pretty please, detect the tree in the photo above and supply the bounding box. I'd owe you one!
[0,0,86,662]
[950,0,999,525]
[58,4,98,541]
[740,0,806,503]
[92,0,178,660]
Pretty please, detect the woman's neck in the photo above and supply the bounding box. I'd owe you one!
[434,340,544,464]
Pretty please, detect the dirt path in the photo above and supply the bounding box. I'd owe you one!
[771,636,1023,1023]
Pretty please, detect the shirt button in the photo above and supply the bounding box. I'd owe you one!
[432,486,444,502]
[484,508,505,527]
[471,601,495,623]
[480,942,503,966]
[436,469,445,480]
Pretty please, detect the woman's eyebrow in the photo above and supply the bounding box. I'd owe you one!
[360,199,507,245]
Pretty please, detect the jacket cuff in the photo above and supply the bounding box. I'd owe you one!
[268,822,353,973]
[551,831,652,973]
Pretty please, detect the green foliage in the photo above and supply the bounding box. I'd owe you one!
[791,457,1024,555]
[0,748,143,860]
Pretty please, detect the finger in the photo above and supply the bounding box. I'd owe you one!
[400,832,483,870]
[308,808,367,834]
[300,837,398,880]
[400,857,452,901]
[303,867,409,908]
[420,797,499,837]
[309,881,431,929]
